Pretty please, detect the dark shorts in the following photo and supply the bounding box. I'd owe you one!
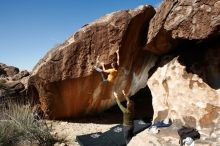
[123,125,134,145]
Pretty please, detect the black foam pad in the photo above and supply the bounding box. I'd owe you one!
[133,119,151,135]
[103,125,126,146]
[76,132,116,146]
[76,119,151,146]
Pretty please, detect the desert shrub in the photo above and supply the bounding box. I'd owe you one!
[0,102,57,146]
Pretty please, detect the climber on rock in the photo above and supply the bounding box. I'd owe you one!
[94,49,119,82]
[113,90,135,145]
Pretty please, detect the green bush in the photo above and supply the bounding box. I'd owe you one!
[0,103,57,146]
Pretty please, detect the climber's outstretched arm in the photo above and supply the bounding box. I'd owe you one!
[101,62,117,74]
[122,90,130,102]
[101,62,106,71]
[94,66,103,72]
[94,56,104,72]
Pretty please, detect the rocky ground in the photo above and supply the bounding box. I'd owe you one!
[129,126,220,146]
[48,122,220,146]
[49,120,115,146]
[47,112,120,146]
[47,111,220,146]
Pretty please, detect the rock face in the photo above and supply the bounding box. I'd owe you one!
[28,5,156,119]
[148,37,220,137]
[145,0,220,140]
[145,0,220,54]
[0,63,30,103]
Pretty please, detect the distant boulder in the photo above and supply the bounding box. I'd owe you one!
[0,63,30,103]
[0,63,7,69]
[4,66,19,77]
[12,70,30,81]
[0,68,6,77]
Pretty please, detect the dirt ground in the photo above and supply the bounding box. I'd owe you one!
[47,113,119,146]
[48,111,220,146]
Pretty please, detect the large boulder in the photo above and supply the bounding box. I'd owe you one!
[147,37,220,138]
[145,0,220,54]
[28,5,156,119]
[142,0,220,143]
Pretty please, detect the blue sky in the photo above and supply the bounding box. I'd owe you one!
[0,0,162,71]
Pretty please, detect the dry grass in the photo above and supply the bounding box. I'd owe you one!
[0,102,57,146]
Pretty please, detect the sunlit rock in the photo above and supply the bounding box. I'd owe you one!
[148,37,220,137]
[145,0,220,54]
[28,5,156,119]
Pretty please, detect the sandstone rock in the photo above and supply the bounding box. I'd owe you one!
[28,5,157,119]
[129,126,220,146]
[0,63,7,69]
[20,76,30,89]
[3,81,25,97]
[128,128,180,146]
[0,68,6,77]
[147,37,220,138]
[145,0,220,137]
[145,0,220,54]
[58,143,68,146]
[5,81,21,88]
[13,82,25,92]
[4,66,19,77]
[12,70,30,81]
[0,63,7,77]
[0,64,30,103]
